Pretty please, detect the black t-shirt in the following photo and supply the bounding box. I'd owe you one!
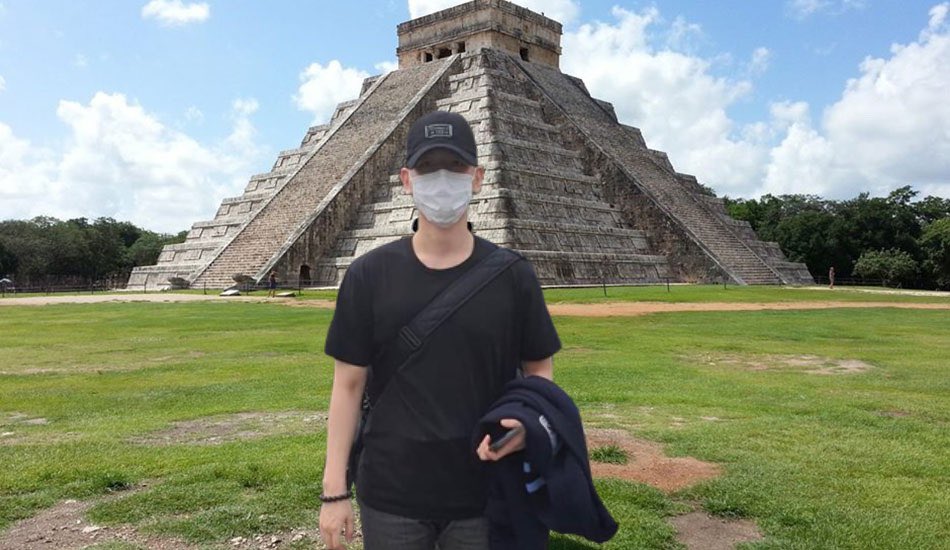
[324,235,561,520]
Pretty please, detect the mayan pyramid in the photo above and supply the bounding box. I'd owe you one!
[128,0,813,291]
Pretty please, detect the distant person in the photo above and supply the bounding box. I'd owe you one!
[829,266,835,289]
[267,271,278,297]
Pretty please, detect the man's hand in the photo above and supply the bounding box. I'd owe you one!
[476,418,525,461]
[319,499,356,550]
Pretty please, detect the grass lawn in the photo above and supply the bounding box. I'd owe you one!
[0,291,948,549]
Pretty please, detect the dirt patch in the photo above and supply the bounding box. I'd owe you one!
[669,511,763,550]
[0,413,48,426]
[0,481,344,550]
[0,414,51,445]
[129,411,327,446]
[586,428,721,492]
[876,409,911,418]
[0,487,196,550]
[4,293,950,318]
[547,300,950,317]
[695,353,873,375]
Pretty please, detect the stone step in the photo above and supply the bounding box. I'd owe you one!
[192,58,458,288]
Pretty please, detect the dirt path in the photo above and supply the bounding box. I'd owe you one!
[547,300,950,317]
[4,293,949,318]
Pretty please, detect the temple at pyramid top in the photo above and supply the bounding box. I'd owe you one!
[397,0,562,69]
[129,0,813,291]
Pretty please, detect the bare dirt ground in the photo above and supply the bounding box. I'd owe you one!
[4,292,950,318]
[586,428,721,493]
[129,411,328,447]
[586,428,762,548]
[669,511,763,550]
[546,300,950,317]
[0,485,196,550]
[693,353,875,375]
[0,490,325,550]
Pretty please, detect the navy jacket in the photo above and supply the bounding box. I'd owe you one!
[474,376,618,549]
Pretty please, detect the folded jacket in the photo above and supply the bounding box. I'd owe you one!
[474,376,618,549]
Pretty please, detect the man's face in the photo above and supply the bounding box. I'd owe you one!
[411,149,476,175]
[400,148,484,195]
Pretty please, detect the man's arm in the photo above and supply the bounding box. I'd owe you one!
[319,360,367,549]
[323,360,367,495]
[522,356,553,380]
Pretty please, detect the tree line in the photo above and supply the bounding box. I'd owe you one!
[725,186,950,289]
[2,185,949,290]
[0,217,187,288]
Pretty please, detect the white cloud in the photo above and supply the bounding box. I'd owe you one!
[748,47,772,76]
[0,93,263,232]
[560,4,950,200]
[74,54,88,68]
[562,7,766,196]
[183,105,204,123]
[666,16,703,52]
[766,1,950,198]
[786,0,866,20]
[294,60,370,123]
[408,0,579,25]
[375,60,399,74]
[0,75,5,92]
[141,0,210,26]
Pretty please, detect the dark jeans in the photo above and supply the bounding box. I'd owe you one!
[359,500,489,550]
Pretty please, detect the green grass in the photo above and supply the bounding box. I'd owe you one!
[590,444,629,465]
[0,295,948,549]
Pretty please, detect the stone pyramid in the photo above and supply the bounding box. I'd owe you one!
[129,0,813,291]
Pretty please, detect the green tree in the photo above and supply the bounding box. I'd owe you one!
[0,239,17,277]
[0,219,53,284]
[913,195,950,227]
[920,218,950,289]
[853,248,919,287]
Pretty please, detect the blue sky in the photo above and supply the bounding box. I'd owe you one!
[1,0,948,232]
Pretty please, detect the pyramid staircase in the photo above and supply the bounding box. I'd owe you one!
[130,49,811,290]
[511,56,805,284]
[312,50,670,286]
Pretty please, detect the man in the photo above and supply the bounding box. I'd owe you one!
[319,111,561,550]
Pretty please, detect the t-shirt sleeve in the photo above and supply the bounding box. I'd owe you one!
[324,259,373,367]
[516,260,561,361]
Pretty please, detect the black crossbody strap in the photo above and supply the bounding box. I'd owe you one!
[384,246,523,377]
[397,246,523,360]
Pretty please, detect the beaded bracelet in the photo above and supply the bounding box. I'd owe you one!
[319,491,352,503]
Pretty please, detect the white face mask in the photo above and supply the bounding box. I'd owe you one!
[410,169,474,227]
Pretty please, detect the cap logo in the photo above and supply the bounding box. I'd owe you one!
[425,123,453,139]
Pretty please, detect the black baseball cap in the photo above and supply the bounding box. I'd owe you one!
[405,111,478,168]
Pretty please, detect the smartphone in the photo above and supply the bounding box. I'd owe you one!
[489,425,524,452]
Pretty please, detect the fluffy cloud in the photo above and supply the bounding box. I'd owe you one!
[786,0,866,19]
[141,0,210,26]
[0,93,263,233]
[748,47,772,76]
[562,7,767,196]
[408,0,579,24]
[375,60,399,74]
[765,2,950,198]
[560,4,950,200]
[294,60,370,123]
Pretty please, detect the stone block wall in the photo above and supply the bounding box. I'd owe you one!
[398,0,561,68]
